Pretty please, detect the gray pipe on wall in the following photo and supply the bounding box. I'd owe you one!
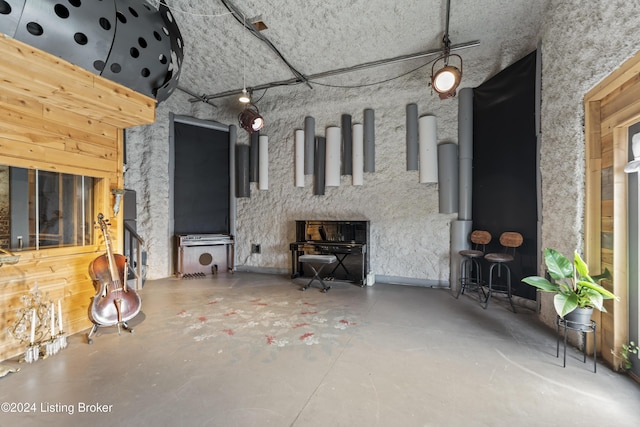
[406,103,419,171]
[450,220,472,291]
[229,124,237,238]
[314,136,326,195]
[438,142,459,214]
[363,109,375,172]
[458,87,473,221]
[449,87,474,289]
[236,144,250,198]
[304,116,315,175]
[249,131,259,182]
[341,114,352,175]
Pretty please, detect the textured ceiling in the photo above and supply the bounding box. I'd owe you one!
[157,0,550,102]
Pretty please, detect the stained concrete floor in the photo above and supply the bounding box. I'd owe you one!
[0,272,638,427]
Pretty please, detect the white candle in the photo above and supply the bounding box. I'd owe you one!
[30,308,36,343]
[50,303,55,336]
[58,300,63,332]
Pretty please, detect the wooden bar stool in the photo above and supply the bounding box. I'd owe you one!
[298,254,337,293]
[482,231,523,312]
[456,230,491,299]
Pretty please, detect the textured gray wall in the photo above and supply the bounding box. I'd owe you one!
[125,0,640,289]
[536,0,640,324]
[539,1,640,256]
[125,40,536,283]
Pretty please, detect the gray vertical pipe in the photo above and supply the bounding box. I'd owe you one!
[450,87,474,291]
[450,220,472,291]
[313,136,326,195]
[304,116,315,175]
[236,144,250,198]
[458,87,473,221]
[229,125,237,239]
[406,103,419,170]
[363,108,375,172]
[535,43,542,270]
[341,114,352,175]
[438,142,458,214]
[249,131,259,182]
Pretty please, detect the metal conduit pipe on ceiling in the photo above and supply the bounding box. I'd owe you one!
[190,40,480,102]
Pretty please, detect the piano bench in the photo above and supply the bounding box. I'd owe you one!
[298,254,337,293]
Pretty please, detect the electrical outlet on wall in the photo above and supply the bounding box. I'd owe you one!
[251,244,261,254]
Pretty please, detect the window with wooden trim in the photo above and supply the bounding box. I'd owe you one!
[0,166,94,250]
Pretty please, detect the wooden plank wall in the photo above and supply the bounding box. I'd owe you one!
[0,36,155,361]
[585,50,640,368]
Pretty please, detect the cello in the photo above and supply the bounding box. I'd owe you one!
[87,213,141,344]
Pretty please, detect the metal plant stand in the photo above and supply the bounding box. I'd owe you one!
[556,316,597,373]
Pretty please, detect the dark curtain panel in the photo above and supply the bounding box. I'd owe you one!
[174,122,230,235]
[473,50,538,300]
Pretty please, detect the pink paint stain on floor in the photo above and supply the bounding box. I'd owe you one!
[177,309,187,316]
[299,332,314,341]
[300,311,318,315]
[339,319,356,326]
[198,316,207,322]
[266,335,276,345]
[293,322,309,329]
[206,301,218,305]
[224,311,237,317]
[222,329,234,336]
[302,302,316,306]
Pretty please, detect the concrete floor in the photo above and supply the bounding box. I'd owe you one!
[0,272,638,427]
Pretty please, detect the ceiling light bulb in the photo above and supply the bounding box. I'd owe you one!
[431,54,463,99]
[251,116,264,132]
[433,68,459,92]
[239,89,251,104]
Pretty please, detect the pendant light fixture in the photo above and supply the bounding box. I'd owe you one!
[431,0,463,99]
[239,88,251,104]
[236,11,264,133]
[238,12,251,104]
[239,103,264,133]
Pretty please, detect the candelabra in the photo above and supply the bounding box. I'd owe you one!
[7,284,67,363]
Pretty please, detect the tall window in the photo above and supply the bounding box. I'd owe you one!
[0,166,93,250]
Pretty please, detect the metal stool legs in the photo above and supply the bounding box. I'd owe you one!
[298,254,337,293]
[456,256,483,301]
[482,231,522,312]
[482,261,516,312]
[456,230,492,301]
[301,263,331,292]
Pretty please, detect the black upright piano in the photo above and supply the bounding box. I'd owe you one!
[289,220,370,286]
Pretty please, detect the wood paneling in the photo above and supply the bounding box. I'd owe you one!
[584,50,640,369]
[0,36,155,361]
[0,36,155,129]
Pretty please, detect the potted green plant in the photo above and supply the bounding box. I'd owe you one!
[621,341,639,370]
[522,248,617,322]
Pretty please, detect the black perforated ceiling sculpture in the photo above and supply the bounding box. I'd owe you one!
[0,0,183,103]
